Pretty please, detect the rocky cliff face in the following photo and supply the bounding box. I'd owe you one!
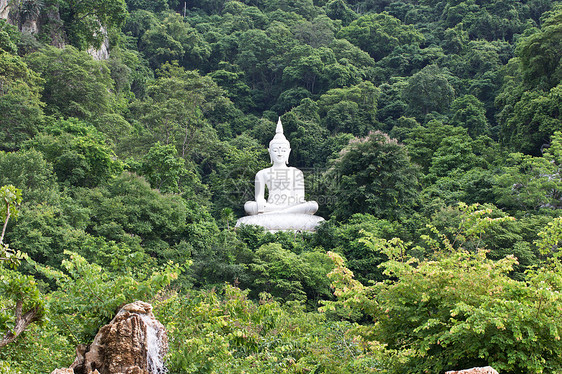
[0,1,47,40]
[52,301,168,374]
[87,27,110,61]
[0,2,107,59]
[0,0,10,20]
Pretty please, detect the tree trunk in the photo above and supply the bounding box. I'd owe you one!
[0,301,41,349]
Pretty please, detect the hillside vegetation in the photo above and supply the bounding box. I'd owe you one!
[1,0,562,372]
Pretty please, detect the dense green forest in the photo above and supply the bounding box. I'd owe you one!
[1,0,562,372]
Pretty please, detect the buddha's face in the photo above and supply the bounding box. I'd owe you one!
[269,142,290,165]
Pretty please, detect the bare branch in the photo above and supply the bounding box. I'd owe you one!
[0,202,10,245]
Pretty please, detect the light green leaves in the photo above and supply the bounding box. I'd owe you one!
[0,185,24,269]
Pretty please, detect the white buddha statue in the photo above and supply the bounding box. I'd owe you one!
[237,118,323,232]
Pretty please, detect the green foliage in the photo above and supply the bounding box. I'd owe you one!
[0,185,24,269]
[324,131,420,220]
[264,0,318,19]
[123,9,159,39]
[517,5,562,90]
[403,122,501,207]
[209,67,254,112]
[70,172,188,254]
[133,142,193,194]
[35,251,180,342]
[317,81,380,136]
[373,44,445,83]
[402,65,456,118]
[139,12,210,69]
[337,12,423,61]
[325,0,358,26]
[427,134,479,181]
[208,134,269,216]
[497,82,562,154]
[535,217,562,256]
[0,265,45,349]
[156,285,381,373]
[323,209,562,373]
[188,228,251,290]
[2,0,562,370]
[7,202,92,269]
[126,0,169,13]
[246,243,332,303]
[0,187,45,351]
[313,214,404,284]
[494,142,562,211]
[0,322,74,374]
[449,94,490,137]
[282,46,343,94]
[0,49,44,151]
[0,149,59,207]
[0,185,22,229]
[278,106,353,169]
[0,21,19,54]
[25,46,118,119]
[57,0,128,49]
[27,119,123,188]
[130,63,227,159]
[496,6,562,154]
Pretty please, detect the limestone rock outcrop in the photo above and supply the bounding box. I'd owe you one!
[446,367,499,374]
[0,0,10,20]
[51,301,167,374]
[87,26,110,61]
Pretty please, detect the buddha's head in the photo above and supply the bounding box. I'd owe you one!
[269,118,291,165]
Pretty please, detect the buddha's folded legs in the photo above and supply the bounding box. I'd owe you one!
[245,201,319,216]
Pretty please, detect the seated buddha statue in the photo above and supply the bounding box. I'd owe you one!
[237,118,323,231]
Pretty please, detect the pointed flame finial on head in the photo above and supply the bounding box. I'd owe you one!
[269,116,290,148]
[276,117,283,135]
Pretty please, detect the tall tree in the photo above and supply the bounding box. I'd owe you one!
[517,5,562,90]
[130,63,227,160]
[27,119,122,188]
[324,131,420,220]
[497,6,562,154]
[25,46,117,120]
[0,47,44,151]
[0,185,45,350]
[402,65,455,118]
[449,95,490,137]
[56,0,128,49]
[337,12,423,61]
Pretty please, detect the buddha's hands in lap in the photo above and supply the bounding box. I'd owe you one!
[257,199,267,213]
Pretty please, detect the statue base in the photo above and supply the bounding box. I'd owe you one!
[235,213,324,232]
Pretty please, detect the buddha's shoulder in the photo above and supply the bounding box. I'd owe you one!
[256,168,273,177]
[256,166,303,176]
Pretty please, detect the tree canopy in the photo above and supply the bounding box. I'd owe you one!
[1,0,562,372]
